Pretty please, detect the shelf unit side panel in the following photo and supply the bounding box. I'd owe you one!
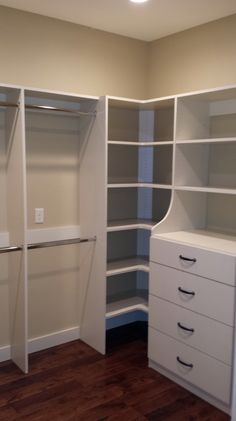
[79,97,107,354]
[7,90,28,373]
[151,190,207,235]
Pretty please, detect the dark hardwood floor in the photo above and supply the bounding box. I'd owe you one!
[0,322,230,420]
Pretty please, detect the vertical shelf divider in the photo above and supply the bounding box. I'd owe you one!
[7,89,28,373]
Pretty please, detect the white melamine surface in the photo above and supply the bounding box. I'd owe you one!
[107,219,155,232]
[107,257,149,276]
[7,90,28,373]
[153,229,236,255]
[148,328,231,404]
[150,263,235,326]
[108,183,172,189]
[106,296,148,319]
[149,295,233,365]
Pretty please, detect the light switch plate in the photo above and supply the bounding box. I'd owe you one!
[35,208,44,224]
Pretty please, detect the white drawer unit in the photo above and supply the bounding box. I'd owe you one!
[149,295,233,365]
[149,231,236,412]
[148,328,232,404]
[150,236,236,286]
[150,262,235,326]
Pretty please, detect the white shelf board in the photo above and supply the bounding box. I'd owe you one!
[106,296,148,319]
[108,140,173,146]
[106,257,149,276]
[153,229,236,255]
[107,183,172,189]
[174,186,236,195]
[107,219,156,232]
[176,137,236,144]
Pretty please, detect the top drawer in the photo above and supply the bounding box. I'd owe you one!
[150,237,236,286]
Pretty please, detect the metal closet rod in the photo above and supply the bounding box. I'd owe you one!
[0,236,96,254]
[0,101,19,108]
[26,104,96,116]
[0,101,96,116]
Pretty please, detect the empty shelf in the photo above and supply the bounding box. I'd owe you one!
[106,296,148,319]
[107,257,149,276]
[176,137,236,144]
[107,219,156,232]
[174,186,236,195]
[108,183,172,189]
[108,140,173,146]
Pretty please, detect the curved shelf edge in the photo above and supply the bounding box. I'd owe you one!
[106,298,148,319]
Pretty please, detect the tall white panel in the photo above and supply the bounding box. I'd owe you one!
[79,97,107,354]
[6,90,28,373]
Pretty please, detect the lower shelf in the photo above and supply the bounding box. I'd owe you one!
[106,257,149,276]
[106,294,148,319]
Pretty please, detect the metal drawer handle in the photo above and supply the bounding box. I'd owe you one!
[179,255,197,263]
[178,287,195,296]
[177,322,195,333]
[177,356,193,369]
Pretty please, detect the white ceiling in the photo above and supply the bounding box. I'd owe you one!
[0,0,236,41]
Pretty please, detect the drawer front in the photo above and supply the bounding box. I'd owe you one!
[149,295,233,365]
[148,328,231,404]
[150,263,235,326]
[150,237,235,285]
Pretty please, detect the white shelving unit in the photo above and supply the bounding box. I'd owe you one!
[106,96,174,330]
[0,83,107,370]
[149,85,236,415]
[1,82,236,418]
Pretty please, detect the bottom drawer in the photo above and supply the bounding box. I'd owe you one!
[148,328,231,404]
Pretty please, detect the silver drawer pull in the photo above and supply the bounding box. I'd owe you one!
[177,356,193,369]
[177,322,194,333]
[178,286,195,296]
[179,254,197,263]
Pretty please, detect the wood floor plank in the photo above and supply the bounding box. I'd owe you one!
[0,322,230,420]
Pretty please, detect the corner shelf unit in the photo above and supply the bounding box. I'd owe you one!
[105,96,175,330]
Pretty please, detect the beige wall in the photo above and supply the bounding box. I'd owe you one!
[0,6,148,99]
[1,7,236,350]
[148,14,236,98]
[1,7,236,100]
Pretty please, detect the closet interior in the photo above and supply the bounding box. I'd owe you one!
[0,82,236,415]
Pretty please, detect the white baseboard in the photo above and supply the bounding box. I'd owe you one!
[0,345,11,362]
[0,326,80,363]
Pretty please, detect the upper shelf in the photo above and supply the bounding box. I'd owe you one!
[108,140,173,146]
[176,92,236,141]
[174,186,236,195]
[174,141,236,192]
[108,99,175,143]
[107,183,172,189]
[176,137,236,144]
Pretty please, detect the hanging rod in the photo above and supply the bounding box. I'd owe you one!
[27,236,96,250]
[0,101,19,109]
[0,246,22,254]
[25,104,96,117]
[0,237,96,254]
